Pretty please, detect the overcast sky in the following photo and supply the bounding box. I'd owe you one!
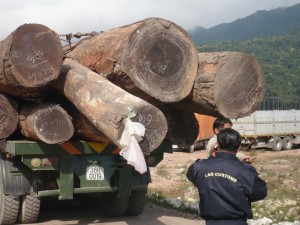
[1,0,300,40]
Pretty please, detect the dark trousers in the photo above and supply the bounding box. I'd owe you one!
[206,219,247,225]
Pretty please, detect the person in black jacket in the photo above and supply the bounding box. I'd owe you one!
[186,128,267,225]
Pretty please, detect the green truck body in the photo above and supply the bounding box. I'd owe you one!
[0,140,172,224]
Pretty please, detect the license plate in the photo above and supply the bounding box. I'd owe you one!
[86,165,104,180]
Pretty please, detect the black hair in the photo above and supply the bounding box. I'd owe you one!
[213,116,233,131]
[217,128,241,152]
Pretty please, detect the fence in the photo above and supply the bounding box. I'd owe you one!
[259,96,300,110]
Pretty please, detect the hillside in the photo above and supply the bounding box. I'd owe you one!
[197,32,300,97]
[189,3,300,45]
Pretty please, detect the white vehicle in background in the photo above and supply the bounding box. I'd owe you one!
[232,97,300,151]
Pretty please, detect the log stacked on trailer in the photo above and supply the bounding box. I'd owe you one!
[0,18,266,153]
[160,105,199,146]
[0,23,63,96]
[0,94,18,139]
[51,58,168,154]
[65,17,199,103]
[175,52,265,119]
[19,103,74,144]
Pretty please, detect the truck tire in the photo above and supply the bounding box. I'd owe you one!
[189,145,195,153]
[99,192,129,217]
[0,165,20,225]
[18,192,40,224]
[272,136,283,151]
[282,136,293,150]
[125,190,147,216]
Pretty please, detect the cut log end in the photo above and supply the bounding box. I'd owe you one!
[214,53,265,118]
[0,94,18,139]
[20,104,74,144]
[33,105,74,144]
[122,18,198,102]
[9,24,63,87]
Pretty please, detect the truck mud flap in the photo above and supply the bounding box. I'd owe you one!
[0,156,31,198]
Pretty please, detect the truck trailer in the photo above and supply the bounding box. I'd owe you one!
[0,140,171,224]
[232,110,300,151]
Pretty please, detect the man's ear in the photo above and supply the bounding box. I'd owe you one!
[237,145,242,152]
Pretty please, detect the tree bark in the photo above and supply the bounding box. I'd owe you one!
[65,17,198,103]
[72,111,110,143]
[0,94,18,139]
[54,96,110,143]
[19,103,74,144]
[176,52,265,119]
[51,58,168,154]
[0,23,63,96]
[160,105,199,146]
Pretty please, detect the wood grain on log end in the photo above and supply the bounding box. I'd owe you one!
[121,17,198,102]
[213,52,265,118]
[0,94,18,139]
[20,104,74,144]
[187,52,265,119]
[66,17,198,103]
[5,23,63,88]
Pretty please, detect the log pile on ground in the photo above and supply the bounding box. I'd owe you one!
[0,18,265,153]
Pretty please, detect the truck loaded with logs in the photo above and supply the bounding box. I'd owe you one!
[0,18,265,224]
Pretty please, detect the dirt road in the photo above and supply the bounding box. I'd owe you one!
[18,203,203,225]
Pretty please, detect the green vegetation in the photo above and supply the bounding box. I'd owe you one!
[197,32,300,97]
[189,3,300,45]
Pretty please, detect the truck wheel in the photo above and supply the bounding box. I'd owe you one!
[99,192,129,217]
[189,145,195,153]
[0,168,20,225]
[125,190,147,216]
[272,136,283,151]
[282,136,293,150]
[18,192,40,224]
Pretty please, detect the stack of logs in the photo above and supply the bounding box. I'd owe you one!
[0,18,265,155]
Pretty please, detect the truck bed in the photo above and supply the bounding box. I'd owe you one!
[232,110,300,137]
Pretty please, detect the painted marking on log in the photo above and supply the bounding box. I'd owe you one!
[27,50,44,64]
[157,63,167,74]
[11,50,22,58]
[226,82,256,104]
[0,116,8,131]
[32,60,49,68]
[148,128,162,144]
[27,65,57,82]
[161,32,166,41]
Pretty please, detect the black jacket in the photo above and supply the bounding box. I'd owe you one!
[186,152,267,223]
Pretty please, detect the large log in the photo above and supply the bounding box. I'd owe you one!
[19,103,74,144]
[72,111,109,143]
[0,23,63,96]
[53,96,109,143]
[0,94,18,139]
[176,52,265,119]
[161,106,199,146]
[65,17,198,103]
[51,58,168,154]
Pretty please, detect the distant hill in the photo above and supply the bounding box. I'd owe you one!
[197,32,300,97]
[189,3,300,45]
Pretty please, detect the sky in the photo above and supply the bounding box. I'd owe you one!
[1,0,300,40]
